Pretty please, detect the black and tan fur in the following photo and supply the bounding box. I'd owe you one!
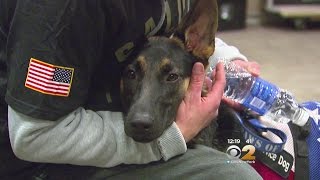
[120,0,242,148]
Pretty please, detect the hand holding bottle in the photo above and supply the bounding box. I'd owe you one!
[221,60,261,111]
[208,59,310,126]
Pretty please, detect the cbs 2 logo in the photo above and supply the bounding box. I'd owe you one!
[226,145,256,160]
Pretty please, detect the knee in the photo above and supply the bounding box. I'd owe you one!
[187,146,262,180]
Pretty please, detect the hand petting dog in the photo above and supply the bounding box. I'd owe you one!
[176,59,260,142]
[176,62,225,142]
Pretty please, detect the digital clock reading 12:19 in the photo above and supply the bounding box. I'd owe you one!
[227,139,241,144]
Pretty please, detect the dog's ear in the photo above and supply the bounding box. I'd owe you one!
[173,0,218,67]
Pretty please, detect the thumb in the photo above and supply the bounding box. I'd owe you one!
[186,62,205,101]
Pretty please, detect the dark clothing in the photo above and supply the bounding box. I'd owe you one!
[0,1,39,178]
[4,0,189,121]
[0,0,190,178]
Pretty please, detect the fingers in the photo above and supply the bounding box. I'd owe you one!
[186,62,205,101]
[204,77,213,92]
[233,60,261,76]
[211,67,216,79]
[247,61,260,76]
[222,97,244,111]
[176,62,224,142]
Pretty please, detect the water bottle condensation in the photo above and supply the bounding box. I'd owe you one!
[207,59,310,126]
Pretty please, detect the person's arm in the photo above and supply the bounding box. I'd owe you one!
[8,106,186,167]
[211,38,248,63]
[212,38,260,75]
[8,62,226,167]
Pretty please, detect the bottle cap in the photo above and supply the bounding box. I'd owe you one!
[293,109,310,126]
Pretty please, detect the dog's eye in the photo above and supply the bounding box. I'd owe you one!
[167,73,179,82]
[127,69,136,79]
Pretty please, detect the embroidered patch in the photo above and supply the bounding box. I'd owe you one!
[25,58,74,97]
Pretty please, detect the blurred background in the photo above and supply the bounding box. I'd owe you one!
[216,0,320,102]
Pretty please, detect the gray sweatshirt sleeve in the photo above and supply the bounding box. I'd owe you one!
[8,106,187,167]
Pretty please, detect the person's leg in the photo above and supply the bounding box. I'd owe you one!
[44,145,262,180]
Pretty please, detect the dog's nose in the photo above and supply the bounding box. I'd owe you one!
[130,114,153,132]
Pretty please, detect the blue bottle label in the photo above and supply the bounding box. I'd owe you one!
[242,77,279,115]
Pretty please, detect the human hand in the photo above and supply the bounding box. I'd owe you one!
[175,62,226,142]
[222,60,261,110]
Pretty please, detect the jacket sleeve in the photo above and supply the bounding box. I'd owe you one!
[209,38,248,67]
[8,106,187,167]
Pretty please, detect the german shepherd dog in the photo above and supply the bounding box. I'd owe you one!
[120,0,242,148]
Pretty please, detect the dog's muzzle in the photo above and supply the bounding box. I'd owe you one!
[125,113,161,142]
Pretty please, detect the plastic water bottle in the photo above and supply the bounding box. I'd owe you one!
[207,59,310,126]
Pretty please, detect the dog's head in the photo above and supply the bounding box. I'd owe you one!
[121,0,218,142]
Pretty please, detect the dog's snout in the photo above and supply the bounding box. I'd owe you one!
[130,120,152,131]
[130,114,153,132]
[130,116,152,132]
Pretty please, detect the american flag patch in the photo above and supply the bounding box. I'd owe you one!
[25,58,74,97]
